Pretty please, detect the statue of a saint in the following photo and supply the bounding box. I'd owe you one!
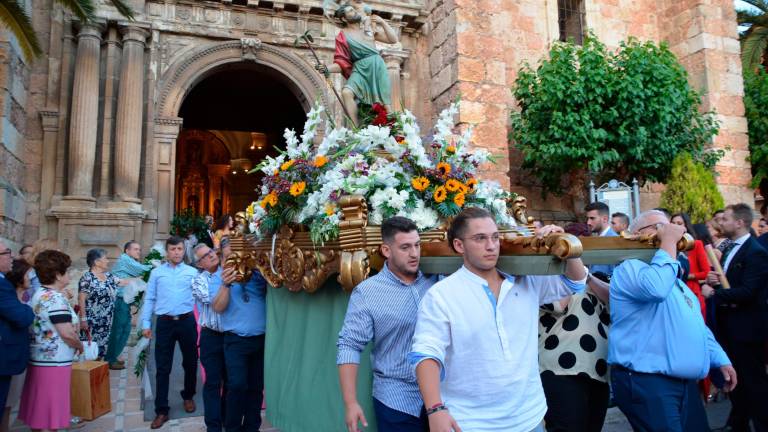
[319,0,399,126]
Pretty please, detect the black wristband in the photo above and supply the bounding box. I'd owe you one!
[426,404,448,416]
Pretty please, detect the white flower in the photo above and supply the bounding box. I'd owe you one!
[318,124,349,156]
[406,199,440,230]
[260,154,286,176]
[434,102,460,143]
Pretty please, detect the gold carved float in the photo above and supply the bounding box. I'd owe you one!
[228,195,694,293]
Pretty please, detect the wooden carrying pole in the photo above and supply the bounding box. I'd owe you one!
[705,244,730,289]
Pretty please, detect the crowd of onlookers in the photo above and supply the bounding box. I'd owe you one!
[1,202,767,432]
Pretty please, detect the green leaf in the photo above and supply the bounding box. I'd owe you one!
[0,0,42,60]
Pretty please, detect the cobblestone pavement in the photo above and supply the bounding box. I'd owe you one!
[8,352,277,432]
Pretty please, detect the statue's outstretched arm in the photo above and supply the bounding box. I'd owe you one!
[372,15,398,44]
[316,63,343,76]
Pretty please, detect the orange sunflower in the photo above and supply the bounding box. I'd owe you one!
[445,179,462,192]
[454,192,466,207]
[313,155,329,168]
[433,186,448,203]
[466,178,478,191]
[261,191,278,208]
[446,145,456,154]
[280,159,295,171]
[436,162,451,176]
[289,181,306,197]
[411,177,430,191]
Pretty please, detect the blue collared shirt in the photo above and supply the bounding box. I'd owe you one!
[608,250,730,379]
[141,262,199,329]
[192,267,224,331]
[590,227,618,278]
[337,263,437,417]
[220,272,267,337]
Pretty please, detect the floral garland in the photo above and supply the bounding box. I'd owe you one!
[246,101,518,245]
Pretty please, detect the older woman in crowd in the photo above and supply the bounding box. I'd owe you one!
[18,250,83,432]
[77,249,121,359]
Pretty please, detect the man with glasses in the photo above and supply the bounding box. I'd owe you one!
[0,241,33,418]
[410,207,588,432]
[213,249,267,432]
[609,210,736,431]
[192,244,236,432]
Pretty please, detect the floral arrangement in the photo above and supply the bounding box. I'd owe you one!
[246,101,518,245]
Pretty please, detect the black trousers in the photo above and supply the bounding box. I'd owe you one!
[200,328,227,432]
[721,338,768,432]
[373,398,428,432]
[223,332,265,432]
[612,366,710,432]
[154,314,198,415]
[540,372,609,432]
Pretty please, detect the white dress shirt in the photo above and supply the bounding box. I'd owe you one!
[410,266,586,432]
[723,233,751,273]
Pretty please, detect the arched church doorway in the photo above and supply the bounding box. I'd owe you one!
[175,63,306,221]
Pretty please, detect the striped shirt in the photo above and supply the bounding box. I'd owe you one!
[337,263,437,417]
[191,267,223,332]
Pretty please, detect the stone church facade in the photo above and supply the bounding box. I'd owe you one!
[0,0,751,262]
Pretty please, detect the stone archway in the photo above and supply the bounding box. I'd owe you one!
[151,39,330,239]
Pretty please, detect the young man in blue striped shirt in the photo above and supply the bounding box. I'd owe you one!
[337,216,437,432]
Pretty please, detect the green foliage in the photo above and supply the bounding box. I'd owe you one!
[660,153,724,223]
[743,67,768,194]
[170,209,208,240]
[511,34,720,195]
[738,0,768,72]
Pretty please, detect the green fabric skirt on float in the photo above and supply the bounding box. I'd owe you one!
[265,280,378,432]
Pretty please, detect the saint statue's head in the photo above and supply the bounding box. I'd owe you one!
[323,0,371,26]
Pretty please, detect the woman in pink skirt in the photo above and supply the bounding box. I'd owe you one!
[18,250,83,431]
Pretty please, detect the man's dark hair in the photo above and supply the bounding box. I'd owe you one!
[712,209,725,218]
[611,212,629,226]
[448,207,494,253]
[381,217,418,243]
[34,250,72,285]
[166,235,185,248]
[726,203,754,226]
[7,258,32,289]
[584,202,610,216]
[123,240,139,253]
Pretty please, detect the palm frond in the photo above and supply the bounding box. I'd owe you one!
[109,0,134,20]
[738,9,762,26]
[742,26,768,72]
[53,0,94,22]
[741,0,768,14]
[0,0,42,60]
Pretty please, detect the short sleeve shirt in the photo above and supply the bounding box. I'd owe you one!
[29,287,78,366]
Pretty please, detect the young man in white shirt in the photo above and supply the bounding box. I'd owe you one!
[410,207,588,432]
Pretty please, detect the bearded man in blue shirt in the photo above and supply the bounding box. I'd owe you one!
[609,209,737,432]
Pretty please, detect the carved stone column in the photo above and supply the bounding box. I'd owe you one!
[66,23,104,204]
[114,25,149,203]
[382,50,408,112]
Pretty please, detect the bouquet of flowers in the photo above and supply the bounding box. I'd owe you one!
[246,101,518,245]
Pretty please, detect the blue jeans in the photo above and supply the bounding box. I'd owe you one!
[372,398,428,432]
[612,366,710,432]
[223,333,264,432]
[199,328,226,432]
